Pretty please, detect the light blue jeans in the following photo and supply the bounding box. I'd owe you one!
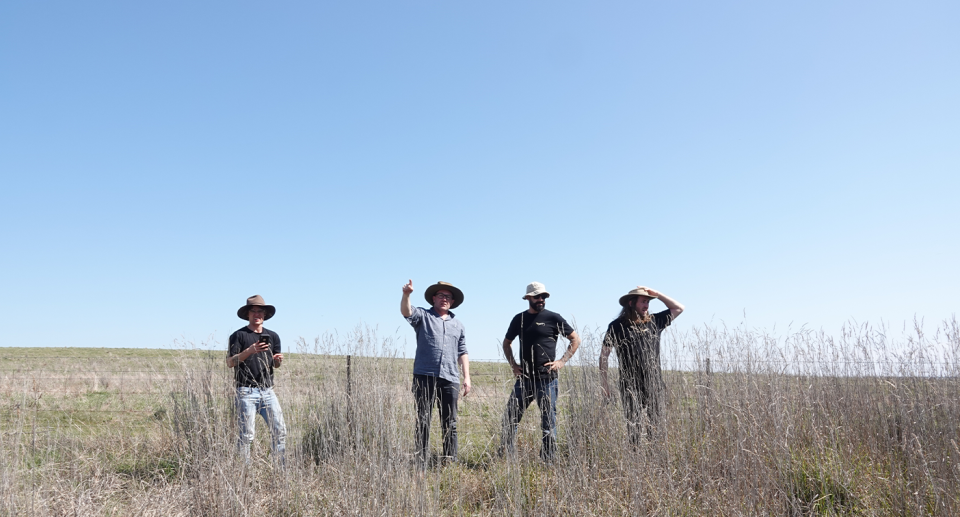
[235,387,286,463]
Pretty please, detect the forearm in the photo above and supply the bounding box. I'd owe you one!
[599,346,611,378]
[502,339,517,366]
[559,332,581,363]
[226,348,250,368]
[400,293,413,318]
[658,292,685,318]
[458,354,470,379]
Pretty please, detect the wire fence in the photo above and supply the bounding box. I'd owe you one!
[3,360,959,377]
[4,351,959,435]
[334,360,960,378]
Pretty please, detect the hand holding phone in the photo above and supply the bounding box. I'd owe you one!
[249,334,271,354]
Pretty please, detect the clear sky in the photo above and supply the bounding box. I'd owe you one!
[2,1,957,360]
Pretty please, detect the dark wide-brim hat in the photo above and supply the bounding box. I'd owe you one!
[619,287,657,307]
[238,294,276,320]
[424,281,464,309]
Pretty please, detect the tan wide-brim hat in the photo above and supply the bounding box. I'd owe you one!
[424,281,464,309]
[619,288,657,307]
[522,282,550,300]
[237,294,276,320]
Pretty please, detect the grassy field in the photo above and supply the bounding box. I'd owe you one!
[1,320,959,516]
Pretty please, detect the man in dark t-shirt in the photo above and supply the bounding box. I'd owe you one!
[600,286,684,445]
[226,294,286,463]
[500,282,581,461]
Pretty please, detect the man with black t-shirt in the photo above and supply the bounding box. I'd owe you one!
[227,295,286,463]
[500,282,581,461]
[600,286,684,445]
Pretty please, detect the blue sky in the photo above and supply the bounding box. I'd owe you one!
[2,1,957,360]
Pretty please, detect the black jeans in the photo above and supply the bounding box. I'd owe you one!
[620,380,664,446]
[412,374,459,465]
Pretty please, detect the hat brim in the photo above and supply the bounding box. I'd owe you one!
[619,292,656,307]
[424,283,464,309]
[522,291,550,300]
[238,305,276,320]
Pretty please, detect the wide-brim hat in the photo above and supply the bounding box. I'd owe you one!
[424,281,464,309]
[619,288,657,307]
[523,281,550,300]
[237,294,276,320]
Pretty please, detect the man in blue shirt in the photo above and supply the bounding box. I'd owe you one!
[401,280,471,467]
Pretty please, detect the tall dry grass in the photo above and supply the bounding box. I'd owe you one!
[1,318,958,515]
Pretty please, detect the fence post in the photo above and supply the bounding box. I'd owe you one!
[346,355,355,447]
[700,357,714,432]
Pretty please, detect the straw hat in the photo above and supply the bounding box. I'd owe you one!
[424,281,464,309]
[618,287,657,307]
[523,282,550,300]
[237,295,276,320]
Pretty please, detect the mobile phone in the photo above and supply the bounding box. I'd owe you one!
[259,335,270,344]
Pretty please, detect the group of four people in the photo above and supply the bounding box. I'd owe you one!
[226,280,684,465]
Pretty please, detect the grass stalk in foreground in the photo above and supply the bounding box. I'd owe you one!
[0,319,958,515]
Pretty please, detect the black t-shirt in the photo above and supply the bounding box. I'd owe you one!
[505,309,575,380]
[603,310,672,387]
[228,326,281,388]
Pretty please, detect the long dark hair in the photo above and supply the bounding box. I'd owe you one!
[618,296,652,325]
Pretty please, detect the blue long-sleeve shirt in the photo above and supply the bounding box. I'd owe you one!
[407,306,467,383]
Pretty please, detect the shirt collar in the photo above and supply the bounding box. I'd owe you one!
[427,307,456,319]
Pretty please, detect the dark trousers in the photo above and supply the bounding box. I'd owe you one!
[620,381,664,446]
[501,377,558,461]
[412,374,459,465]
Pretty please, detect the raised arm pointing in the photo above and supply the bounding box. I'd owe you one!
[400,279,414,318]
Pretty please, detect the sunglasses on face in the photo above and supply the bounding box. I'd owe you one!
[531,294,548,300]
[434,293,455,300]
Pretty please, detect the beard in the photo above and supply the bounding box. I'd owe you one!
[528,299,545,312]
[635,306,651,323]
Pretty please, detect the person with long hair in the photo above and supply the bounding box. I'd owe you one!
[600,286,684,445]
